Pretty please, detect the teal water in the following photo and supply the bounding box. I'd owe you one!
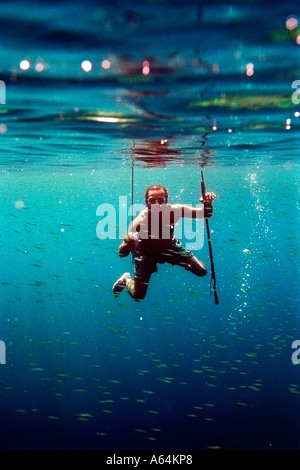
[0,0,300,450]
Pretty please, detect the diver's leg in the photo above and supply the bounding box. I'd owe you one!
[164,239,207,277]
[112,272,149,300]
[126,277,150,301]
[112,272,131,297]
[113,253,155,301]
[180,254,207,277]
[127,253,156,301]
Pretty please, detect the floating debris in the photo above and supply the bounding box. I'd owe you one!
[289,384,300,394]
[75,413,94,421]
[189,94,294,110]
[56,373,69,379]
[213,343,228,350]
[15,409,27,414]
[157,377,174,384]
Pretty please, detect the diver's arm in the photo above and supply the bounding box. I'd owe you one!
[200,191,217,218]
[118,210,147,257]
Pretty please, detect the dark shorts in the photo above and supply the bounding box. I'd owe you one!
[133,237,194,282]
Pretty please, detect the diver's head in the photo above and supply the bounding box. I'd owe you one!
[145,184,169,208]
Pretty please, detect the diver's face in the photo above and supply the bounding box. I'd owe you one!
[147,189,167,208]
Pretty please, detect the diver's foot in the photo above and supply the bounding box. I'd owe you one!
[112,272,131,297]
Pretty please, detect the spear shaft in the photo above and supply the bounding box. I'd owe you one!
[201,171,219,305]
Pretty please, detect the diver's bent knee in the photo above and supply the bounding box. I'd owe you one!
[129,282,148,301]
[193,264,207,277]
[132,292,146,301]
[185,259,207,277]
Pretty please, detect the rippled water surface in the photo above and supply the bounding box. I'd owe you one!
[0,0,300,451]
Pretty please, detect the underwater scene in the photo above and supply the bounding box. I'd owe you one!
[0,0,300,451]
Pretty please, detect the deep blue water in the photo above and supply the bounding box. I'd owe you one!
[0,0,300,451]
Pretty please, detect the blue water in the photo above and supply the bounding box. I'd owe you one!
[0,0,300,451]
